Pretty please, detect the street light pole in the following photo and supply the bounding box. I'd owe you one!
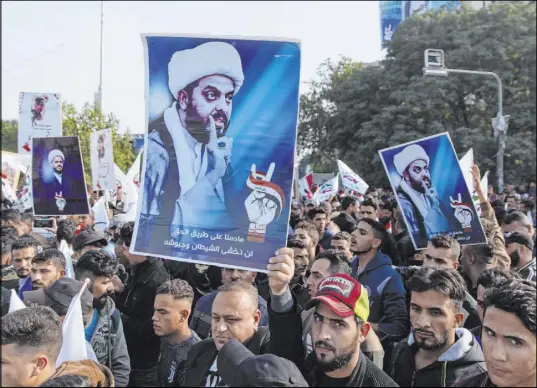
[423,49,507,193]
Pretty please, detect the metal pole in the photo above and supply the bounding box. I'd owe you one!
[99,0,104,93]
[444,68,504,193]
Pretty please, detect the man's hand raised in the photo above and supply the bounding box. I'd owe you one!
[267,248,295,296]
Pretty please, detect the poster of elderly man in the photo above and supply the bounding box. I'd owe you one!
[31,136,89,216]
[90,129,116,190]
[379,132,486,250]
[132,34,301,272]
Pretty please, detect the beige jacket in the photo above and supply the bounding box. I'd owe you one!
[480,201,510,269]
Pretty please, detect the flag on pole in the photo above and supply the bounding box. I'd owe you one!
[59,239,76,279]
[337,160,369,194]
[8,289,26,314]
[299,172,313,199]
[312,175,339,202]
[91,196,110,233]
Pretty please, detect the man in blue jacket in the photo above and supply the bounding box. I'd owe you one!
[350,218,410,346]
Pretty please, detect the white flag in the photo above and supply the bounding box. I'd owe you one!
[459,149,474,194]
[299,172,313,199]
[91,195,110,233]
[8,289,26,314]
[127,150,142,190]
[59,239,76,279]
[312,175,339,202]
[337,160,369,194]
[112,164,139,224]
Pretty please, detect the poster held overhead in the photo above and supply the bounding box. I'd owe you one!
[378,132,486,250]
[131,34,301,272]
[31,136,90,216]
[90,129,116,190]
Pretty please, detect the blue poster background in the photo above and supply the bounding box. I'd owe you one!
[379,133,486,250]
[380,1,403,46]
[132,35,300,272]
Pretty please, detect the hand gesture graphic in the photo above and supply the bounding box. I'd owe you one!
[450,193,473,231]
[245,163,285,242]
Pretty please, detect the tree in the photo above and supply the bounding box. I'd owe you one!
[299,2,536,187]
[2,102,136,186]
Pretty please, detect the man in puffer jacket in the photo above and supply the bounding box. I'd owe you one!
[388,268,487,387]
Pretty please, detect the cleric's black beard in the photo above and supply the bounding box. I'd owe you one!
[180,102,229,143]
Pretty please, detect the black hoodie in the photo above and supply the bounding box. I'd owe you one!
[388,328,487,387]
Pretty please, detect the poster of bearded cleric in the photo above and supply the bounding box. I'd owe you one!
[379,132,486,250]
[31,136,90,216]
[131,34,301,272]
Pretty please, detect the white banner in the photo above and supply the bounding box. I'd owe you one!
[126,150,142,190]
[90,129,116,190]
[459,149,474,193]
[312,175,339,202]
[18,92,62,155]
[337,160,369,194]
[299,172,313,199]
[112,164,139,224]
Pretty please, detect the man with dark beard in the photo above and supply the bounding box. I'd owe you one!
[505,230,536,281]
[266,248,397,387]
[74,249,131,387]
[138,42,244,253]
[388,267,487,386]
[394,144,451,248]
[289,201,304,230]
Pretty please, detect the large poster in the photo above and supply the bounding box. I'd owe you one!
[379,133,486,250]
[131,34,300,272]
[380,1,403,45]
[31,136,90,216]
[90,129,116,190]
[18,93,62,155]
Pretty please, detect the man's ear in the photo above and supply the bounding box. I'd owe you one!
[468,254,476,265]
[178,90,189,110]
[32,355,49,377]
[454,311,465,327]
[372,238,382,250]
[359,321,371,342]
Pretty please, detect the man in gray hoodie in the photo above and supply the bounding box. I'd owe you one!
[75,249,131,387]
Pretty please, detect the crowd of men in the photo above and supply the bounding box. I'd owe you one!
[1,165,536,387]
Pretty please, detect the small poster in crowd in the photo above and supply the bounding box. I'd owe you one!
[132,33,301,272]
[2,151,23,190]
[378,132,486,250]
[312,175,339,202]
[18,92,62,155]
[90,129,116,190]
[31,136,90,216]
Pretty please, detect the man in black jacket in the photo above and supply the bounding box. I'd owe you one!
[266,247,398,387]
[332,196,359,233]
[183,281,270,386]
[114,222,170,387]
[388,267,487,386]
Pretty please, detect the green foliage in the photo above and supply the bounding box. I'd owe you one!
[299,2,536,188]
[2,103,136,186]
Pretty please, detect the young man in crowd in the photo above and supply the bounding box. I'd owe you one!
[360,199,379,221]
[267,249,397,386]
[502,210,535,241]
[28,249,66,291]
[330,231,354,261]
[153,279,200,387]
[319,201,341,236]
[308,207,334,250]
[332,195,359,233]
[1,209,30,236]
[505,231,536,281]
[71,225,110,261]
[284,238,311,308]
[183,282,269,386]
[388,267,487,386]
[289,200,305,230]
[115,221,170,387]
[11,234,41,298]
[457,279,536,387]
[460,242,498,299]
[190,266,268,339]
[391,207,418,266]
[422,235,481,330]
[294,220,320,261]
[75,249,131,387]
[350,218,410,347]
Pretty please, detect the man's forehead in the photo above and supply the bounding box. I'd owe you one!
[411,290,453,308]
[197,74,235,92]
[357,221,372,233]
[295,228,309,236]
[409,159,428,168]
[312,258,330,274]
[12,247,36,257]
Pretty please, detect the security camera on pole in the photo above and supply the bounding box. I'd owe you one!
[423,48,508,193]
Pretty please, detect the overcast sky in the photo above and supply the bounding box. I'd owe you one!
[2,1,383,133]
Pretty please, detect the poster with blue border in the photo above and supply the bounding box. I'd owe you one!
[131,34,300,272]
[380,1,403,46]
[379,132,486,250]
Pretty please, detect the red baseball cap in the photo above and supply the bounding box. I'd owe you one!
[304,273,370,321]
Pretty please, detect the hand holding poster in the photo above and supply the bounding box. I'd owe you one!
[337,160,369,194]
[312,175,339,202]
[132,34,300,272]
[31,136,90,216]
[378,133,486,249]
[90,129,116,190]
[18,93,62,155]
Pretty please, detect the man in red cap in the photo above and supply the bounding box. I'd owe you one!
[266,248,397,387]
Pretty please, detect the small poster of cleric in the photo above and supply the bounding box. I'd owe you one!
[379,132,486,250]
[18,92,62,155]
[90,129,116,190]
[132,34,300,272]
[31,136,90,216]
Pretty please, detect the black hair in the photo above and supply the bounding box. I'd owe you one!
[493,205,507,225]
[484,279,536,334]
[521,199,535,211]
[307,207,328,220]
[75,249,117,280]
[315,249,352,275]
[157,279,195,303]
[407,267,466,311]
[430,234,461,263]
[477,267,520,290]
[361,199,378,211]
[332,231,352,244]
[294,220,320,246]
[120,221,135,247]
[358,218,386,244]
[379,201,395,212]
[56,218,77,245]
[41,374,92,387]
[1,225,18,238]
[1,209,21,223]
[11,235,41,254]
[32,249,66,271]
[20,212,34,224]
[1,236,17,255]
[287,238,308,250]
[318,201,332,215]
[1,306,62,359]
[504,211,531,227]
[463,242,495,265]
[341,196,359,211]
